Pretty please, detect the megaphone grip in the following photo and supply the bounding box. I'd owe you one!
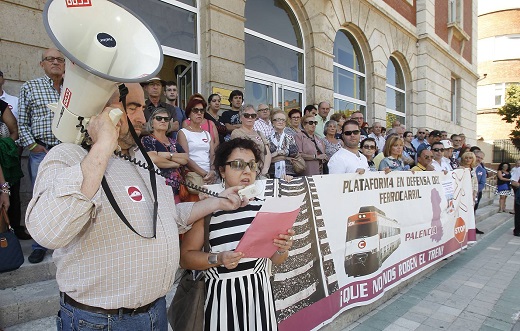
[109,108,123,125]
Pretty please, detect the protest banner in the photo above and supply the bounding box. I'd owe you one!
[263,169,475,331]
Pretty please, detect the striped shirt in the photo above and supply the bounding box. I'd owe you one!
[17,75,61,147]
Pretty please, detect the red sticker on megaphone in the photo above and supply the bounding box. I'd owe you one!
[63,88,72,108]
[66,0,92,7]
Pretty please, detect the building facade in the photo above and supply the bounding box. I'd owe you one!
[476,0,520,143]
[1,0,477,140]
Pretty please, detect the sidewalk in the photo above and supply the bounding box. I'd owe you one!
[342,216,520,331]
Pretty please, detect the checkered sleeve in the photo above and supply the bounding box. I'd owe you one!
[17,82,35,147]
[175,201,195,234]
[25,145,102,248]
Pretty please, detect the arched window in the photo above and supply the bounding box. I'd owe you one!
[245,0,304,112]
[386,57,406,127]
[333,31,366,118]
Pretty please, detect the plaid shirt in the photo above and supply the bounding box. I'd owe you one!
[18,75,61,147]
[26,144,194,309]
[253,118,274,138]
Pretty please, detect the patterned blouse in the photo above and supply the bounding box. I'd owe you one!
[141,135,183,194]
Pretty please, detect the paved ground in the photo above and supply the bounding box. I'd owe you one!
[342,217,520,331]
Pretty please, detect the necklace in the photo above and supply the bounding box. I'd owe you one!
[188,124,203,132]
[150,134,171,152]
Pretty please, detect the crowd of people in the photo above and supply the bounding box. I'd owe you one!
[1,47,520,331]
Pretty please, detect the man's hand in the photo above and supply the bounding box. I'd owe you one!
[87,107,120,153]
[30,144,47,153]
[355,168,366,174]
[218,186,249,211]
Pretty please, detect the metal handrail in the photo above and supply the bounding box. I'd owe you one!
[485,167,497,174]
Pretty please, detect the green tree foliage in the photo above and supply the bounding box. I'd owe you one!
[498,84,520,146]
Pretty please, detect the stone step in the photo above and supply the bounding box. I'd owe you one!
[0,239,55,290]
[0,279,59,328]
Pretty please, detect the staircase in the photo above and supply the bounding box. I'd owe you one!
[0,195,513,331]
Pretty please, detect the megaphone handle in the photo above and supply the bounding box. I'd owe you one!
[109,108,123,125]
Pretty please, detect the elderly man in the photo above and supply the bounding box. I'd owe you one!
[141,77,178,138]
[350,111,368,139]
[411,128,427,150]
[328,119,368,174]
[253,103,273,138]
[18,48,65,263]
[315,101,331,138]
[411,148,434,171]
[25,83,247,330]
[451,134,463,159]
[368,122,386,153]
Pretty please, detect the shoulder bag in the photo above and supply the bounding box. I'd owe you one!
[290,154,306,174]
[0,207,24,273]
[167,215,211,330]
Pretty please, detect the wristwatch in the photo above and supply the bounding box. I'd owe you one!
[208,253,219,265]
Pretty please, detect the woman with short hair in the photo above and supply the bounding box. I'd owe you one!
[268,110,299,178]
[295,114,327,175]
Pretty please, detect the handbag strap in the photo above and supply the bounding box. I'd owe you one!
[301,130,323,155]
[1,207,11,229]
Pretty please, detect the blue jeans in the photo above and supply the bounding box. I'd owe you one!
[56,296,167,331]
[28,150,48,252]
[28,150,47,188]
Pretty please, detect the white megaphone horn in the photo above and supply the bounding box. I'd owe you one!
[43,0,163,145]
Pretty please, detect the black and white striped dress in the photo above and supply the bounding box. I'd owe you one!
[204,199,278,331]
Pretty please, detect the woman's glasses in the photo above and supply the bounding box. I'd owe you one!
[154,116,170,122]
[304,121,318,125]
[191,108,205,114]
[225,159,258,171]
[362,145,376,150]
[243,113,257,119]
[343,130,361,136]
[272,118,286,122]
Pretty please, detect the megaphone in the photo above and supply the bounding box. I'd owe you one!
[43,0,163,144]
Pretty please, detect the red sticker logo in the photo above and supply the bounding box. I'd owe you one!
[65,0,92,7]
[127,186,144,202]
[62,88,72,108]
[358,240,366,249]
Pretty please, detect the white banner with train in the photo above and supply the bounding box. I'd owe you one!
[256,169,476,331]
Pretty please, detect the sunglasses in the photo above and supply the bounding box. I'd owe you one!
[154,116,170,122]
[418,132,426,134]
[272,118,286,122]
[343,130,361,136]
[362,145,376,150]
[431,148,445,152]
[304,121,318,125]
[243,113,257,119]
[225,159,258,171]
[191,108,205,114]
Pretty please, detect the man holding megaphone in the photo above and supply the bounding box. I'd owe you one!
[25,83,250,330]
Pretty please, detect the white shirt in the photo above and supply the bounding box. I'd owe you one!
[368,133,386,153]
[0,90,19,120]
[432,157,453,172]
[328,148,369,174]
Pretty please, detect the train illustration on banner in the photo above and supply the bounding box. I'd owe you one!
[344,206,401,277]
